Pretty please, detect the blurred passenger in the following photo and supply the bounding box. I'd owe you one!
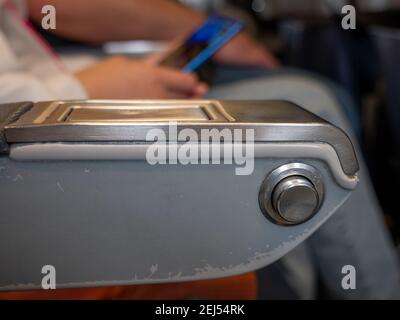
[26,0,279,69]
[0,0,207,103]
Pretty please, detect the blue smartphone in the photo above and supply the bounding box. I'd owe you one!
[160,16,244,73]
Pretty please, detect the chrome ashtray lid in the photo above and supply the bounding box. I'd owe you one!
[3,99,359,176]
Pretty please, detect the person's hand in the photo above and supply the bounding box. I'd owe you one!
[213,32,280,69]
[75,56,208,99]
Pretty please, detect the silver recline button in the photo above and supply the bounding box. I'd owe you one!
[272,175,319,224]
[259,163,325,226]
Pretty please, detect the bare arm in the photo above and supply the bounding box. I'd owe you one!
[28,0,279,68]
[27,0,204,44]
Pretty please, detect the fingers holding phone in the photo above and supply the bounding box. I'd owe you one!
[76,56,208,100]
[159,16,245,73]
[158,68,209,98]
[157,15,280,73]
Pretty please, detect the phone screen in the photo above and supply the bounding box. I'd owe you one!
[160,16,244,73]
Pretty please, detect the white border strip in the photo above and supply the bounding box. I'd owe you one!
[10,142,358,190]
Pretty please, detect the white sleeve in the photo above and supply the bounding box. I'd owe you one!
[42,73,88,101]
[0,72,88,104]
[0,3,88,103]
[0,71,88,103]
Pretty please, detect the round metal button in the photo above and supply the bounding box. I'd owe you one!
[258,163,324,226]
[272,176,319,224]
